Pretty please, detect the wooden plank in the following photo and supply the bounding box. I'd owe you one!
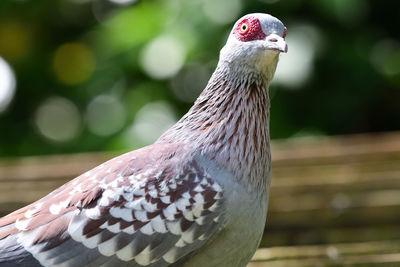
[271,131,400,165]
[249,240,400,266]
[263,206,400,247]
[0,152,112,181]
[1,131,399,182]
[261,225,400,248]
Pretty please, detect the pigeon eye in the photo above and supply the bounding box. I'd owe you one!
[234,16,266,42]
[239,22,249,34]
[282,27,287,38]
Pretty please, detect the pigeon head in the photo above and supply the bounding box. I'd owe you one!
[219,13,287,79]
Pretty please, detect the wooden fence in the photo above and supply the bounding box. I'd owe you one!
[1,131,400,266]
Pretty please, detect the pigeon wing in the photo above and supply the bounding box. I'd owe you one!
[0,142,226,267]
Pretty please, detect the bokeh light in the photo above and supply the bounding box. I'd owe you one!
[127,101,177,145]
[53,42,95,85]
[0,57,16,113]
[326,0,369,26]
[34,97,81,142]
[370,39,400,80]
[99,2,167,54]
[0,20,32,62]
[258,0,280,3]
[170,62,211,103]
[273,24,321,88]
[86,94,126,136]
[108,0,137,5]
[68,0,92,3]
[139,35,186,79]
[202,0,242,25]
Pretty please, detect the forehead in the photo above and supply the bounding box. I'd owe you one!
[235,13,286,36]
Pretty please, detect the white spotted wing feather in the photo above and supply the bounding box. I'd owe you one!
[0,143,226,267]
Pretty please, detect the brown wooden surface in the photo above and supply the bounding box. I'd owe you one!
[1,131,400,265]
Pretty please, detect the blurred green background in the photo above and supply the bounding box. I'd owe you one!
[0,0,399,157]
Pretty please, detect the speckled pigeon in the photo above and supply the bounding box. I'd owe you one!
[0,13,287,267]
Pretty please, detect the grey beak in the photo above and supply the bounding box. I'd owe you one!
[265,33,288,53]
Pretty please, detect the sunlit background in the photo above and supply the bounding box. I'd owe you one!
[0,0,399,157]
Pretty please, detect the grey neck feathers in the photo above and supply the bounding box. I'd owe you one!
[158,64,273,193]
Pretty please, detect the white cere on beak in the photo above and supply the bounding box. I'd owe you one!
[266,34,288,53]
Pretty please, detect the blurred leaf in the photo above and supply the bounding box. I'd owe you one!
[97,1,169,55]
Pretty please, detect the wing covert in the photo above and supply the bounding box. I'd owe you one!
[0,143,226,267]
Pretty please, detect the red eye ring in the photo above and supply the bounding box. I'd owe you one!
[233,16,265,42]
[239,22,250,35]
[282,27,287,38]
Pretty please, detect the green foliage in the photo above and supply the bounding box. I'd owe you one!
[0,0,399,157]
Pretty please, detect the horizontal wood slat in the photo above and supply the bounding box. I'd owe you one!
[249,240,400,266]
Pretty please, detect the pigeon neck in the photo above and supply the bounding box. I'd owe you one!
[159,65,272,193]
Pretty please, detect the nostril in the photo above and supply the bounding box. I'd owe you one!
[269,38,278,42]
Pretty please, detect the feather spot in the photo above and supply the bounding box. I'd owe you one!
[212,183,223,192]
[126,198,142,210]
[85,206,101,219]
[169,183,177,190]
[165,220,182,235]
[195,216,205,225]
[88,174,98,183]
[82,232,102,249]
[175,238,186,247]
[163,247,179,263]
[107,221,121,233]
[200,178,208,185]
[98,196,110,207]
[151,215,167,233]
[134,210,148,222]
[193,184,204,192]
[198,233,206,240]
[142,200,157,213]
[116,242,134,261]
[98,236,118,256]
[122,225,135,234]
[208,202,219,212]
[192,204,203,218]
[163,203,178,221]
[133,188,145,197]
[69,183,83,195]
[123,192,133,202]
[140,222,154,235]
[175,198,189,211]
[15,218,30,231]
[213,216,220,222]
[110,207,134,222]
[183,209,194,221]
[161,195,171,204]
[49,198,71,215]
[181,229,195,244]
[68,217,86,241]
[134,246,153,266]
[154,171,163,179]
[24,202,43,218]
[193,193,205,204]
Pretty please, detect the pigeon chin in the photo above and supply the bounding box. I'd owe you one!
[265,42,288,53]
[266,47,286,53]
